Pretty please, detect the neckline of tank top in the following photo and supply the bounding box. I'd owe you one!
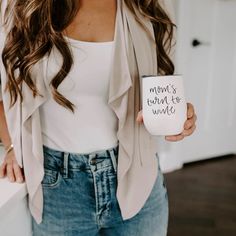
[63,35,115,46]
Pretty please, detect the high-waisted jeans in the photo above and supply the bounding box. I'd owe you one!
[31,144,169,236]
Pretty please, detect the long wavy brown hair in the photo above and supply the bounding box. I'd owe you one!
[2,0,176,112]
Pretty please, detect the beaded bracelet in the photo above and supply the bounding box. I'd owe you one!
[5,143,14,155]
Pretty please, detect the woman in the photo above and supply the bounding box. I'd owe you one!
[0,0,197,235]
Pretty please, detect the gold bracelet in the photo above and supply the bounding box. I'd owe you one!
[5,143,14,155]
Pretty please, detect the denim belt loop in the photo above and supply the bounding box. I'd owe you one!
[109,149,117,173]
[62,151,69,178]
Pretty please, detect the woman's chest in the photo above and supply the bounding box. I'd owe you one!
[64,0,117,43]
[44,41,115,100]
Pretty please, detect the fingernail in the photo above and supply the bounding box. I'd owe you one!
[17,178,22,183]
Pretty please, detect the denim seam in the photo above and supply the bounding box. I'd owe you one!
[109,149,117,173]
[62,152,69,179]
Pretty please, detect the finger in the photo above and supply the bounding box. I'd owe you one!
[184,114,197,130]
[165,134,185,142]
[6,163,15,182]
[182,124,196,136]
[187,102,194,119]
[13,162,24,183]
[0,162,7,178]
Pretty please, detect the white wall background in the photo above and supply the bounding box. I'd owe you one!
[159,0,236,173]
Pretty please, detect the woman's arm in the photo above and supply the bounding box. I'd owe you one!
[0,101,24,183]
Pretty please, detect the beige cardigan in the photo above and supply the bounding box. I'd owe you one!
[0,0,176,224]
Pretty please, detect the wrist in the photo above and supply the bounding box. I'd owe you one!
[5,143,14,155]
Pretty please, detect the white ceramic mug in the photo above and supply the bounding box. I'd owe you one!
[142,74,187,136]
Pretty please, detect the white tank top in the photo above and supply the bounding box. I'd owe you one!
[39,36,119,153]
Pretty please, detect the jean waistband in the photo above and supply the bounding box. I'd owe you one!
[42,143,119,178]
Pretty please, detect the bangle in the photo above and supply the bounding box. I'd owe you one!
[5,143,14,155]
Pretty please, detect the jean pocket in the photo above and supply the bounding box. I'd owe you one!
[155,153,167,190]
[155,152,161,170]
[41,168,62,188]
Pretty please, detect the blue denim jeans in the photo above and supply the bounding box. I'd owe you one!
[31,144,169,236]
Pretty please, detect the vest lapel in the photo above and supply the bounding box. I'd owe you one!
[21,60,48,124]
[123,2,157,103]
[107,0,158,178]
[107,0,134,167]
[108,0,132,116]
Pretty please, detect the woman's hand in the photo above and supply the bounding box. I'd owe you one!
[0,149,25,183]
[136,102,197,142]
[164,102,197,141]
